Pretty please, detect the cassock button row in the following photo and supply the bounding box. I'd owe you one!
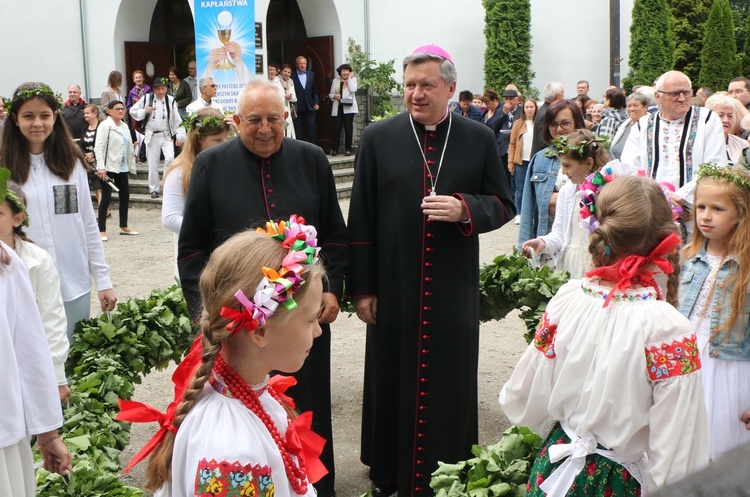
[424,292,432,296]
[424,262,432,267]
[427,173,433,178]
[417,435,425,439]
[415,487,423,492]
[416,473,423,478]
[267,189,273,194]
[420,378,428,383]
[270,204,276,209]
[425,277,432,282]
[418,419,426,424]
[422,321,430,326]
[427,233,435,238]
[419,406,426,411]
[417,459,424,464]
[427,160,435,165]
[265,174,271,179]
[421,363,428,368]
[422,334,429,339]
[428,146,435,151]
[426,248,434,252]
[429,133,436,138]
[420,392,427,396]
[423,305,431,310]
[422,349,429,354]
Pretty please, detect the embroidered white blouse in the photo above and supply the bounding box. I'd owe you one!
[499,278,709,492]
[156,378,316,497]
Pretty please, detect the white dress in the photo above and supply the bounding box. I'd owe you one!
[155,375,316,497]
[0,243,62,497]
[688,253,750,461]
[500,278,709,492]
[539,181,590,278]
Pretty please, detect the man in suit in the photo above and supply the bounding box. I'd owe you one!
[291,55,319,144]
[450,90,483,122]
[495,88,523,193]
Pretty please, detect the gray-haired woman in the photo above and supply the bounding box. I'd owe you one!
[610,92,649,159]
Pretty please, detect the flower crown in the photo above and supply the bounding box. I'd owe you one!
[219,215,320,336]
[551,134,611,159]
[3,84,64,114]
[180,112,227,137]
[0,168,30,227]
[696,162,750,191]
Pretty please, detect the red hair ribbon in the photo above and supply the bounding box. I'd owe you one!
[116,335,204,472]
[585,232,680,307]
[268,374,297,410]
[285,411,329,483]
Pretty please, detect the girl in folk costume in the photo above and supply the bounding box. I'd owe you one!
[501,175,709,496]
[679,163,750,461]
[522,129,618,278]
[117,216,328,497]
[0,177,70,403]
[0,169,72,497]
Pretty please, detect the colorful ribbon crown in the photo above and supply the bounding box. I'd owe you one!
[577,162,620,233]
[219,215,320,336]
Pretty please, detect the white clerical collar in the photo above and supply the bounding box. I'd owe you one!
[423,111,450,131]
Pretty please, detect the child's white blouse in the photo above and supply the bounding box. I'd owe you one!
[156,377,316,497]
[500,277,709,492]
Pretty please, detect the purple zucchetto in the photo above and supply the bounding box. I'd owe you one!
[411,44,454,64]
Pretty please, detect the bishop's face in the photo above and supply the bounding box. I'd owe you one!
[404,60,456,126]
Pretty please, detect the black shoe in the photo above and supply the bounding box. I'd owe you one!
[331,150,338,156]
[371,482,398,497]
[151,191,159,199]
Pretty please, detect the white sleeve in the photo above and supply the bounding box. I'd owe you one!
[348,76,358,93]
[171,98,186,142]
[499,312,557,433]
[76,163,113,291]
[9,254,63,434]
[645,332,709,489]
[540,182,574,256]
[703,110,729,165]
[93,121,108,170]
[162,168,185,234]
[129,95,146,121]
[25,246,69,385]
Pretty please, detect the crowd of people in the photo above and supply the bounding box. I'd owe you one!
[3,44,750,497]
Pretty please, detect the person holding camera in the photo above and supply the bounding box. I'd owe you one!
[329,63,358,156]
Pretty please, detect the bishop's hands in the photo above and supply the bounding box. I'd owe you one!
[421,195,468,223]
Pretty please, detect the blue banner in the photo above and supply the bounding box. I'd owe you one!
[194,0,255,112]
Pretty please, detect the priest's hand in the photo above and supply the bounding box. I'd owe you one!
[355,296,377,324]
[318,292,340,324]
[421,195,468,223]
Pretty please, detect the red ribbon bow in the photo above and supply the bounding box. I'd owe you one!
[116,336,203,473]
[268,374,297,410]
[585,232,680,307]
[285,411,329,483]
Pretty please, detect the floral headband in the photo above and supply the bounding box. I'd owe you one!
[219,215,320,336]
[3,84,64,114]
[552,134,611,159]
[0,168,30,227]
[577,163,618,233]
[696,162,750,191]
[180,112,227,137]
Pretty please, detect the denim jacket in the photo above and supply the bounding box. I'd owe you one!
[518,145,560,245]
[679,246,750,361]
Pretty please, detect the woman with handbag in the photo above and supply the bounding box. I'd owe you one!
[329,63,358,156]
[93,100,138,240]
[280,63,298,139]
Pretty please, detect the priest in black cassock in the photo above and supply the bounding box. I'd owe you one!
[177,79,347,497]
[347,45,515,497]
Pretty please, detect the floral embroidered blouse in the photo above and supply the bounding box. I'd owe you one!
[499,277,709,492]
[154,376,316,497]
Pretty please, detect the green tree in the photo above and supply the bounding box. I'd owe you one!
[670,0,712,87]
[623,0,675,91]
[482,0,535,96]
[699,0,737,89]
[743,13,750,75]
[346,38,402,120]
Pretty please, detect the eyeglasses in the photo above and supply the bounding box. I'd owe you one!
[549,120,574,130]
[209,84,218,88]
[657,90,692,99]
[237,115,284,127]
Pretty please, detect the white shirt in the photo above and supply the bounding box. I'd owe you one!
[155,378,316,497]
[500,278,709,491]
[14,237,69,385]
[186,98,223,114]
[161,166,185,235]
[23,154,112,301]
[0,242,63,448]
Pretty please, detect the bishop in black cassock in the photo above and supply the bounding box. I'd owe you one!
[348,46,515,496]
[178,80,347,497]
